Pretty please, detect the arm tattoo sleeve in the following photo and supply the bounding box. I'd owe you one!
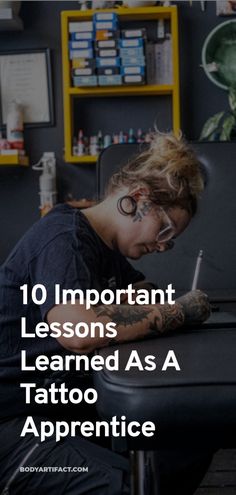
[176,291,211,324]
[149,304,185,336]
[94,303,184,344]
[94,305,151,326]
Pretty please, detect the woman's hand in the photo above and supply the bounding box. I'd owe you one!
[176,290,211,325]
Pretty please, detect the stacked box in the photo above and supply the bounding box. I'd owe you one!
[68,17,147,87]
[120,29,146,85]
[95,29,120,41]
[69,20,97,86]
[94,12,118,31]
[121,28,146,39]
[93,12,122,86]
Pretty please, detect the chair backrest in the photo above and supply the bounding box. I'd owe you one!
[97,142,236,297]
[97,143,145,199]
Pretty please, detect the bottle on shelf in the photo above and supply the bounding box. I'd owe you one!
[77,129,85,156]
[6,100,24,150]
[119,131,125,144]
[32,152,57,217]
[84,135,89,155]
[97,130,103,152]
[72,137,78,156]
[104,134,112,148]
[89,136,98,156]
[71,128,155,157]
[112,134,119,144]
[128,128,136,143]
[123,132,128,143]
[137,128,145,143]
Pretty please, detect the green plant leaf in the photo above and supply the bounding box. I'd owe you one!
[219,113,235,141]
[200,111,225,141]
[228,88,236,113]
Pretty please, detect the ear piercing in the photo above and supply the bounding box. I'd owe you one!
[117,196,137,216]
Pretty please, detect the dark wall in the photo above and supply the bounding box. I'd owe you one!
[0,1,231,263]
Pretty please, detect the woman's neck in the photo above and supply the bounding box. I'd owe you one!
[82,201,116,249]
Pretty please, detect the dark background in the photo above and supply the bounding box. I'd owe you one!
[0,1,232,269]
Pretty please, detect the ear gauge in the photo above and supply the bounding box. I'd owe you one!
[117,196,137,216]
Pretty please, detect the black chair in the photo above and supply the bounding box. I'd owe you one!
[97,142,236,300]
[95,142,236,495]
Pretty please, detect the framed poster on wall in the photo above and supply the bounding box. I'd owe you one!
[0,48,54,128]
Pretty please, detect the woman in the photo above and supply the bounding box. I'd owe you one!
[0,132,211,494]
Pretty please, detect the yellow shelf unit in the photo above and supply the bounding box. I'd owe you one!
[68,84,174,97]
[61,6,180,164]
[69,155,97,164]
[0,155,29,166]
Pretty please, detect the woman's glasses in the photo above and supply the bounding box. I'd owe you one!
[156,207,176,244]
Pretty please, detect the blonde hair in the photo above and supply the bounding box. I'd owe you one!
[106,132,204,215]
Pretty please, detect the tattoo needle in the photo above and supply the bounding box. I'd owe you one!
[191,249,203,290]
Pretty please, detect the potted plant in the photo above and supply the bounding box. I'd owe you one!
[200,87,236,141]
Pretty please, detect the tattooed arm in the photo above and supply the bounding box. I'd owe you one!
[119,280,159,304]
[47,290,210,354]
[176,290,211,324]
[47,300,184,354]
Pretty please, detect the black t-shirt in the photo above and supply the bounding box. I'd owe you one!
[0,204,144,420]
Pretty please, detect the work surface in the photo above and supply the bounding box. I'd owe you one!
[93,314,236,450]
